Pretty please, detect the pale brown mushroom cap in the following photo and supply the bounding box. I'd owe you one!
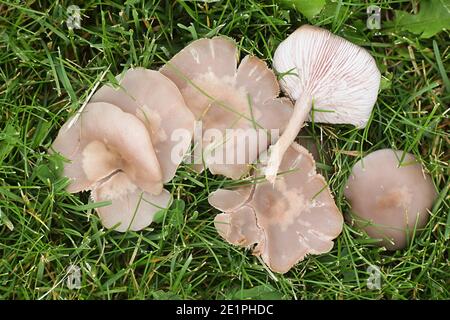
[91,172,171,232]
[51,102,163,195]
[160,37,293,180]
[90,68,195,183]
[215,206,262,247]
[160,37,237,91]
[209,142,343,273]
[344,149,437,250]
[208,187,253,212]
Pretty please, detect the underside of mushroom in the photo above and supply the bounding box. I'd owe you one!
[209,142,343,273]
[265,25,381,183]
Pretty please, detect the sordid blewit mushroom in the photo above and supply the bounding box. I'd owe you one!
[209,142,343,273]
[52,102,163,195]
[52,68,197,232]
[160,37,293,180]
[344,149,438,250]
[90,68,195,182]
[265,25,381,183]
[51,102,172,232]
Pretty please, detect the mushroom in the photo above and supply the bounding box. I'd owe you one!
[160,37,293,179]
[265,25,381,183]
[90,68,195,182]
[51,101,172,232]
[344,149,437,250]
[209,142,343,273]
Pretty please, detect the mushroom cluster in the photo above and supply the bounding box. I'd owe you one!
[52,39,295,233]
[52,69,195,232]
[51,24,438,274]
[209,143,343,273]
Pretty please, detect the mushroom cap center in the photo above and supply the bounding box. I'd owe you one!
[256,186,289,216]
[253,181,311,232]
[82,140,122,182]
[376,186,413,209]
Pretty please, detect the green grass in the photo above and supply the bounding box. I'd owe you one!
[0,0,448,300]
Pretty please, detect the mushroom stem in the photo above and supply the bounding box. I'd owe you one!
[265,94,312,183]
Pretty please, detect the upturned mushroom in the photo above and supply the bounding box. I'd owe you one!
[160,37,293,180]
[209,142,343,273]
[265,25,381,183]
[344,149,437,250]
[51,102,172,231]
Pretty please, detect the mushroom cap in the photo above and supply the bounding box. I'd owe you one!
[344,149,437,250]
[209,142,343,273]
[215,206,262,247]
[208,187,253,212]
[273,25,381,127]
[51,102,163,195]
[51,102,173,232]
[91,172,172,232]
[160,37,293,179]
[90,68,195,183]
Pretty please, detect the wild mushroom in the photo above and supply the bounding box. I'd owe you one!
[90,68,195,182]
[160,37,293,180]
[265,25,381,183]
[344,149,437,250]
[209,142,343,273]
[51,102,171,232]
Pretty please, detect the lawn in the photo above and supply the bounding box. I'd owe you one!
[0,0,448,300]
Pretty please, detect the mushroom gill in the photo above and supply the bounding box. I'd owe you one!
[209,142,343,273]
[265,25,381,183]
[344,149,437,250]
[160,37,293,180]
